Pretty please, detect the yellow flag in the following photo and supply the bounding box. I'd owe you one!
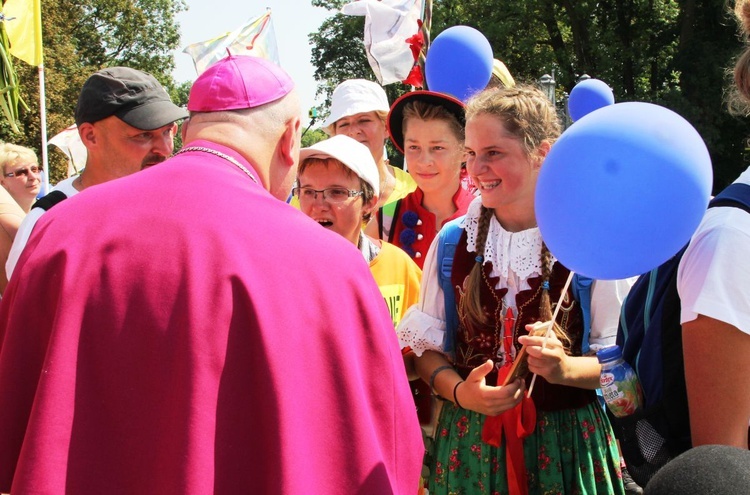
[3,0,43,66]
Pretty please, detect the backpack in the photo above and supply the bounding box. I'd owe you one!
[435,216,593,357]
[612,182,750,487]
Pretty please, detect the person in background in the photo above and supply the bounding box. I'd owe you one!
[615,6,750,485]
[321,79,416,213]
[397,85,626,494]
[0,143,38,293]
[0,143,42,213]
[381,90,474,267]
[295,134,421,332]
[5,66,187,281]
[379,89,476,440]
[0,54,422,494]
[0,187,24,293]
[676,0,750,451]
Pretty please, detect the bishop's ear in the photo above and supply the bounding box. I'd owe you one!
[280,116,302,168]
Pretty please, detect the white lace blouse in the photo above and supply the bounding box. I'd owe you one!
[396,197,634,357]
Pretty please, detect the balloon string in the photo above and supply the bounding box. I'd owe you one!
[527,270,575,398]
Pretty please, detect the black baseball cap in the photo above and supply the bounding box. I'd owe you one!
[387,90,466,154]
[74,67,188,130]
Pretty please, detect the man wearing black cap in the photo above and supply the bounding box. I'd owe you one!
[5,66,187,281]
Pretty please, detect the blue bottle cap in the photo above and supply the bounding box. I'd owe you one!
[596,345,623,364]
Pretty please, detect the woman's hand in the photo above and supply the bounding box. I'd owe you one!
[519,323,571,385]
[456,360,525,416]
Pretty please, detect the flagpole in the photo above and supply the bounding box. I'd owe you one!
[38,63,48,193]
[418,0,432,90]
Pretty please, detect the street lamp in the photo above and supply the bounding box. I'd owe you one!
[539,73,556,106]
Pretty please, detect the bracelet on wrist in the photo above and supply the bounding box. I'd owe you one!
[453,380,465,409]
[428,365,453,395]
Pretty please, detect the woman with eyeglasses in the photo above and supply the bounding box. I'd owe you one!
[0,143,42,214]
[0,174,24,296]
[295,134,422,336]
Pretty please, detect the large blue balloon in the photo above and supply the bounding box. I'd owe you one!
[425,26,493,102]
[535,102,713,280]
[567,79,615,122]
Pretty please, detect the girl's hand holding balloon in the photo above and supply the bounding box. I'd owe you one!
[519,324,571,386]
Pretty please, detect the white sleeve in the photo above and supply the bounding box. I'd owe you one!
[588,277,636,352]
[396,236,448,356]
[677,215,750,334]
[6,208,45,281]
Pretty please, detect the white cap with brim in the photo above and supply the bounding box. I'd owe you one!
[299,135,380,197]
[321,79,389,135]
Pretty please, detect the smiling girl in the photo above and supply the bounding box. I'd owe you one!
[397,86,627,495]
[374,91,475,269]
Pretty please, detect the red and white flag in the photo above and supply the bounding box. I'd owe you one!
[342,0,424,86]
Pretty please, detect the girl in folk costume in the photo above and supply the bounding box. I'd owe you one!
[370,91,475,269]
[397,86,627,494]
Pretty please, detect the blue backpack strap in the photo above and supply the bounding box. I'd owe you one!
[571,274,593,354]
[709,182,750,213]
[437,216,465,356]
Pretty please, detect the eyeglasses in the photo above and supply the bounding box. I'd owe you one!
[292,186,363,203]
[4,165,40,178]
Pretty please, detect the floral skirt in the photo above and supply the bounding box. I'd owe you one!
[429,400,625,495]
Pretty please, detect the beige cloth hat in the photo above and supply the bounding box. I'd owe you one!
[299,135,380,197]
[321,79,389,135]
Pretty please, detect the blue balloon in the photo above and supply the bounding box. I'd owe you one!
[568,79,615,122]
[535,102,713,280]
[425,26,493,102]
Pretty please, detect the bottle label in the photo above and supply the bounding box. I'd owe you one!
[600,364,643,418]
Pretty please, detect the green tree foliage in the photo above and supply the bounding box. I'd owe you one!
[0,0,186,183]
[301,127,327,147]
[311,0,750,189]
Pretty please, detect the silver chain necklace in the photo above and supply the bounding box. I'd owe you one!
[174,146,259,185]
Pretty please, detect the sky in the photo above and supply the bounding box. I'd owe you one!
[173,1,336,126]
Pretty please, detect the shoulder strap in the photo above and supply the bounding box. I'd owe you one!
[31,190,68,211]
[571,274,594,354]
[708,182,750,213]
[437,216,465,356]
[379,199,402,242]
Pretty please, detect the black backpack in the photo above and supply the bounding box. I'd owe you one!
[612,182,750,487]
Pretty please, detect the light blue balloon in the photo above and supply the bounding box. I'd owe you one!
[535,102,713,280]
[568,79,615,122]
[425,26,493,102]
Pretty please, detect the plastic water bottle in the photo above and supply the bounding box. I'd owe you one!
[597,345,644,418]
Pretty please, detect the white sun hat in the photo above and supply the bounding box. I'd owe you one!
[299,135,380,197]
[321,79,390,135]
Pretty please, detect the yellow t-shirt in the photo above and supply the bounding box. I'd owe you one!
[369,241,421,328]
